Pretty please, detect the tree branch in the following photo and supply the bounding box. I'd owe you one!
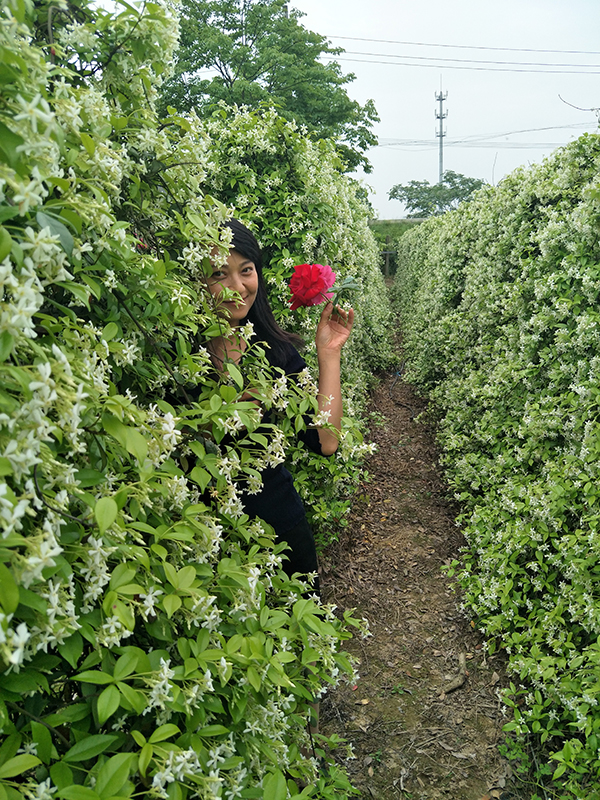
[6,701,71,748]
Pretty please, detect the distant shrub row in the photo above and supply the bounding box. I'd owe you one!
[392,133,600,798]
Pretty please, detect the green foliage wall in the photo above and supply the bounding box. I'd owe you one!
[158,0,380,173]
[0,0,391,796]
[392,133,600,796]
[190,105,393,539]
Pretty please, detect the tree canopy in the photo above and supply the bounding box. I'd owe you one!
[388,170,486,217]
[159,0,379,172]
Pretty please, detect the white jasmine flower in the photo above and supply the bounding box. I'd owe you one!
[14,94,55,133]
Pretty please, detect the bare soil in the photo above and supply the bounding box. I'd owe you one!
[320,372,522,800]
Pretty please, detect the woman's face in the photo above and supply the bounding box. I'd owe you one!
[208,249,259,325]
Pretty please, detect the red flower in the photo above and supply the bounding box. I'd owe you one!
[289,263,336,310]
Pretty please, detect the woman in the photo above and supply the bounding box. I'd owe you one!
[207,219,354,593]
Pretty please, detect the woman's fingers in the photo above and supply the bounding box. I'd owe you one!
[331,305,354,329]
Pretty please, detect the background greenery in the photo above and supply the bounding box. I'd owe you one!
[367,220,421,278]
[388,169,486,218]
[158,0,379,173]
[392,132,600,799]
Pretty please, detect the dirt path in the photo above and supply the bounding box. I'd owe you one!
[320,372,517,800]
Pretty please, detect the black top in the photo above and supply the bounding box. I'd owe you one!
[242,345,322,535]
[166,340,322,536]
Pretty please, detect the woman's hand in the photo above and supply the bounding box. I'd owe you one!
[313,303,354,455]
[315,303,354,356]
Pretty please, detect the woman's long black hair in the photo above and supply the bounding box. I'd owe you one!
[225,219,304,368]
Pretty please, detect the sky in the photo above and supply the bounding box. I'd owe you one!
[290,0,600,219]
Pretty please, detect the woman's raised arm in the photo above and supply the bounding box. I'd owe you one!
[314,303,354,456]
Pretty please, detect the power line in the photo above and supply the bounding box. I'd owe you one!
[342,49,600,69]
[325,34,600,57]
[377,121,594,145]
[322,54,600,75]
[457,122,593,139]
[377,141,579,151]
[377,123,597,151]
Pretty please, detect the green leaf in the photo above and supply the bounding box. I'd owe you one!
[81,274,102,299]
[263,769,287,800]
[109,563,136,590]
[0,734,20,769]
[117,682,145,714]
[0,457,12,476]
[0,123,25,170]
[57,788,100,800]
[553,763,567,780]
[74,670,114,685]
[50,762,73,789]
[0,563,19,614]
[225,361,243,389]
[124,427,147,463]
[0,207,20,225]
[103,414,147,463]
[166,782,183,800]
[163,594,182,618]
[0,754,41,778]
[63,734,119,763]
[163,562,178,586]
[97,684,121,724]
[0,226,12,262]
[189,466,211,491]
[60,208,83,235]
[80,132,96,156]
[94,496,118,534]
[0,331,14,362]
[56,280,90,307]
[148,724,180,744]
[30,721,53,765]
[102,322,119,341]
[43,704,89,727]
[196,724,230,737]
[57,632,83,669]
[75,469,105,488]
[17,588,45,612]
[36,211,74,255]
[139,743,153,777]
[113,651,138,681]
[47,175,70,193]
[176,565,196,590]
[95,752,134,799]
[130,731,146,747]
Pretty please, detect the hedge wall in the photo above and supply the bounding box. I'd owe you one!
[0,0,394,796]
[392,133,600,798]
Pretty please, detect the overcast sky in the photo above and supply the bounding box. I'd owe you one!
[291,0,600,218]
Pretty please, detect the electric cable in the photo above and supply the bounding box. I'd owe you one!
[324,34,600,57]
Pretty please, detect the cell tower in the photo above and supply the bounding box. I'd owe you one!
[435,83,447,184]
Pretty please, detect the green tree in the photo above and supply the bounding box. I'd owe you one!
[159,0,379,172]
[388,170,486,217]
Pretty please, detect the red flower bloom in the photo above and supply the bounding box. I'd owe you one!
[289,263,336,310]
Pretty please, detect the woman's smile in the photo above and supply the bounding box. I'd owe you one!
[209,249,259,323]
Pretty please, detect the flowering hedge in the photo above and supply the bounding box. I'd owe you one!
[187,103,394,542]
[392,132,600,797]
[0,0,393,796]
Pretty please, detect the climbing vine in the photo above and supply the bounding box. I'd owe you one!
[393,133,600,798]
[0,0,394,796]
